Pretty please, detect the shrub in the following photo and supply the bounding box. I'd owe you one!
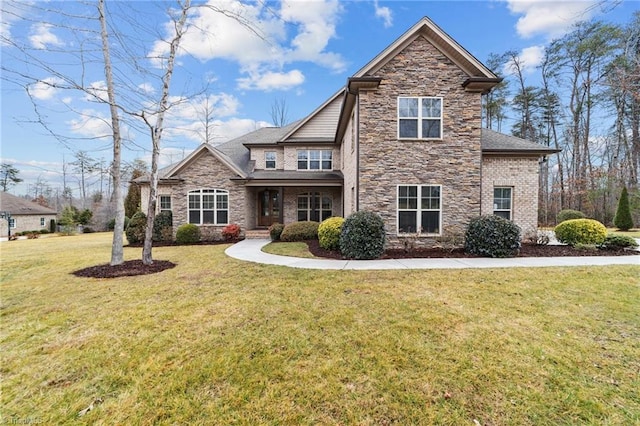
[39,229,49,234]
[464,215,521,258]
[557,209,585,224]
[280,221,319,242]
[222,223,241,241]
[125,211,147,244]
[597,234,638,251]
[175,223,201,244]
[269,223,285,241]
[108,216,131,231]
[82,227,94,233]
[339,211,386,260]
[27,232,39,239]
[554,218,607,246]
[318,217,344,251]
[613,187,634,231]
[153,211,173,242]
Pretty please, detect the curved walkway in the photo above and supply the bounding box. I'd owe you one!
[225,239,640,270]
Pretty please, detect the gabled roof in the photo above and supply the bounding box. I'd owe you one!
[481,129,560,155]
[279,91,344,142]
[0,192,57,215]
[354,16,500,84]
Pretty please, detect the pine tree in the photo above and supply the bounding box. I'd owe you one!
[613,186,634,231]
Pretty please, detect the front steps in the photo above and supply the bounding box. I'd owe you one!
[244,229,271,239]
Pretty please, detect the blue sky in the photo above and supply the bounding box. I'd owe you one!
[1,0,636,197]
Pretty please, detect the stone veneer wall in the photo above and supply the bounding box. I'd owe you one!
[357,35,482,247]
[481,156,540,234]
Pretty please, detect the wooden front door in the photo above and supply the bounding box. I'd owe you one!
[258,189,280,227]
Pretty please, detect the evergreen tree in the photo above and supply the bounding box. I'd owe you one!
[613,186,634,231]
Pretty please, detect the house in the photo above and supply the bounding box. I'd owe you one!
[137,17,558,246]
[0,191,57,237]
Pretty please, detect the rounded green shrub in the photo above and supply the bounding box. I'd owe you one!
[597,234,638,250]
[339,211,386,260]
[554,218,607,246]
[613,187,634,231]
[280,221,319,242]
[269,223,285,241]
[318,217,344,251]
[175,223,201,244]
[464,215,521,258]
[557,209,585,224]
[153,211,173,242]
[125,211,147,244]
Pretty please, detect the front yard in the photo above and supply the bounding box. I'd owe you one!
[1,233,639,425]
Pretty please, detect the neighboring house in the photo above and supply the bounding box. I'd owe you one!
[136,17,558,245]
[0,191,57,237]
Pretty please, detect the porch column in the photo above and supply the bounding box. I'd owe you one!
[278,187,284,223]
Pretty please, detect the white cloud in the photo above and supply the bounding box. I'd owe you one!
[29,77,64,100]
[237,69,305,91]
[138,83,156,95]
[511,45,545,74]
[84,80,109,103]
[29,23,64,49]
[506,0,597,39]
[67,110,113,139]
[374,0,393,28]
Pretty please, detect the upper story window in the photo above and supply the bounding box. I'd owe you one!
[297,150,332,171]
[265,151,276,169]
[493,187,512,220]
[188,189,228,225]
[159,195,172,212]
[398,97,442,139]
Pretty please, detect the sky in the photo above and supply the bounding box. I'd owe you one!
[0,0,637,197]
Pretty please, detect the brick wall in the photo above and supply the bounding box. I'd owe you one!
[357,35,482,247]
[481,156,540,234]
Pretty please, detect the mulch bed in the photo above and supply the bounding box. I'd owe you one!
[305,239,639,260]
[72,260,176,279]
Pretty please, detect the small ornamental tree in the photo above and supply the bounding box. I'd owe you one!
[613,186,634,231]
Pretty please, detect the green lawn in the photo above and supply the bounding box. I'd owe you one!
[1,233,639,425]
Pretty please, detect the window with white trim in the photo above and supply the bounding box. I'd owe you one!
[265,151,276,169]
[297,192,332,222]
[9,218,16,229]
[493,187,512,220]
[40,217,45,226]
[398,97,442,139]
[397,185,441,234]
[159,195,172,212]
[297,150,332,170]
[188,189,228,225]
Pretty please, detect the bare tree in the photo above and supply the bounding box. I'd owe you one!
[270,97,290,127]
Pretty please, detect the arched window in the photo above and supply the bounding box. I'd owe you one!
[188,189,228,225]
[297,192,332,222]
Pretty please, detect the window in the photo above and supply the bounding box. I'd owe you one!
[297,192,332,222]
[188,189,228,225]
[40,217,45,226]
[493,187,512,220]
[297,150,332,170]
[9,218,16,229]
[159,196,172,212]
[265,151,276,169]
[397,185,441,234]
[398,97,442,139]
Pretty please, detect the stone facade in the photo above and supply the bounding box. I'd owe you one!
[481,156,540,234]
[356,35,482,245]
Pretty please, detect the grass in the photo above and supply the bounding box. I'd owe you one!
[1,233,639,425]
[609,228,640,238]
[262,241,317,258]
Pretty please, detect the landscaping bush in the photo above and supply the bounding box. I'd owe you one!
[82,227,94,233]
[464,215,521,258]
[175,223,201,244]
[153,211,173,242]
[613,186,634,231]
[280,221,319,242]
[318,217,344,251]
[339,211,386,260]
[269,222,285,241]
[554,218,607,246]
[597,234,638,251]
[557,209,585,223]
[222,223,241,241]
[108,216,131,231]
[125,211,147,244]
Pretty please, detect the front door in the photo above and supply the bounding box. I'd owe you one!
[258,189,280,227]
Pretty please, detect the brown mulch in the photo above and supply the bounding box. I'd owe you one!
[72,260,176,279]
[305,239,639,260]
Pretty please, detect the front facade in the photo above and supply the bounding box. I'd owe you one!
[137,17,557,245]
[0,192,57,237]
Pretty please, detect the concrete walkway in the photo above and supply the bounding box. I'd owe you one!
[225,239,640,270]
